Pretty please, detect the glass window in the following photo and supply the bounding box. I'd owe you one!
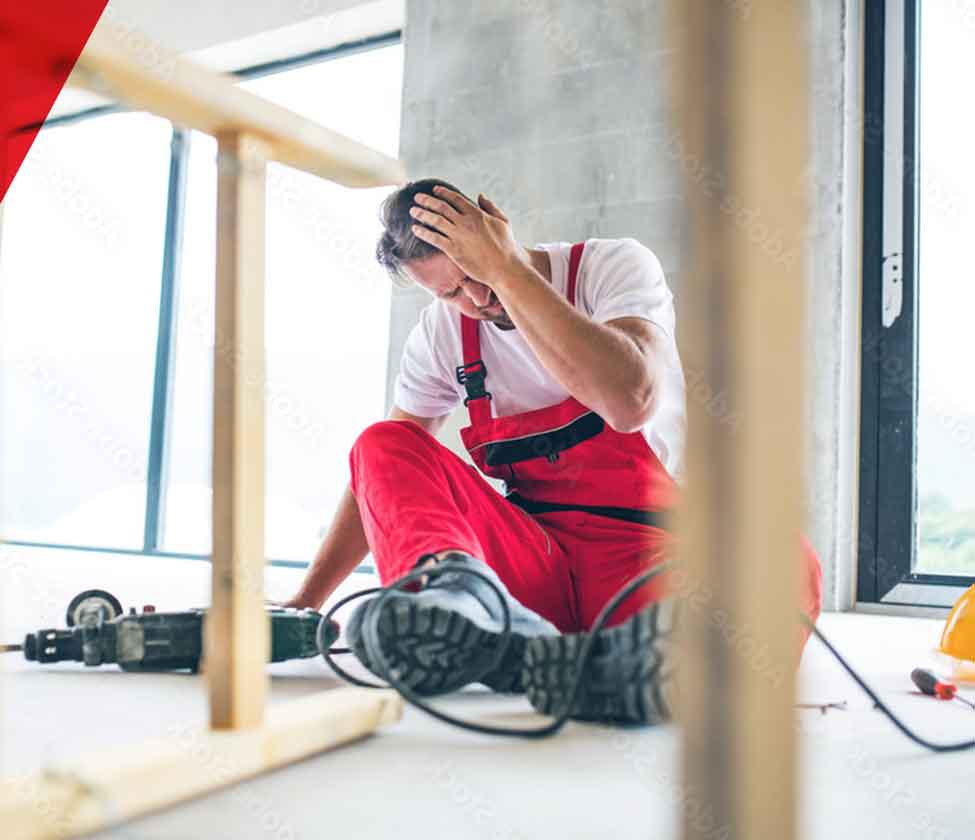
[162,44,403,559]
[0,113,172,549]
[915,3,975,575]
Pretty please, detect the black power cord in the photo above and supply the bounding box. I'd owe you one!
[801,615,975,753]
[323,564,975,751]
[322,560,672,737]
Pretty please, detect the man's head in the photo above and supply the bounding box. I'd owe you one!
[376,178,515,330]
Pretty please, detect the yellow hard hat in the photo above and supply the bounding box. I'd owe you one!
[939,584,975,682]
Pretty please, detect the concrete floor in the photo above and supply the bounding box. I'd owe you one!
[3,549,975,839]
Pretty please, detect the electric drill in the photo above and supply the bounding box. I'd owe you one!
[3,589,338,673]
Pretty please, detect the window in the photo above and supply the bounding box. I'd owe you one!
[163,43,402,559]
[0,34,403,568]
[858,1,975,606]
[0,113,172,549]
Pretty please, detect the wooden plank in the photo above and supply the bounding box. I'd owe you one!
[0,688,403,840]
[208,130,269,730]
[60,19,406,188]
[670,2,809,840]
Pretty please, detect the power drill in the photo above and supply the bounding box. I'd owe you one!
[2,589,339,673]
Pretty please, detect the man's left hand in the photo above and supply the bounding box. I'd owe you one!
[410,185,529,288]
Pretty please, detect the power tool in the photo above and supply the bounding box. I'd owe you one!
[0,589,339,673]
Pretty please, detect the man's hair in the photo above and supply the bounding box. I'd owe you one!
[375,177,471,285]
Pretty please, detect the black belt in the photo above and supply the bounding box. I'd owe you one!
[505,493,671,530]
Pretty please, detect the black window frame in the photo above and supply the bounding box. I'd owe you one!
[3,29,401,571]
[857,0,973,607]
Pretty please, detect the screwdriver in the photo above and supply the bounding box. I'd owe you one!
[911,667,975,711]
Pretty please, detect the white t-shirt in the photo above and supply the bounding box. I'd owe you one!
[392,238,687,480]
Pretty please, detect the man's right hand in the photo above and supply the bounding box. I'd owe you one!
[280,591,325,611]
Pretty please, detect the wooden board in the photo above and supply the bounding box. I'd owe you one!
[669,2,810,839]
[0,688,403,840]
[208,131,270,730]
[60,19,406,188]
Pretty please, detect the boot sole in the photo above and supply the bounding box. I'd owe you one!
[523,603,675,725]
[350,597,527,695]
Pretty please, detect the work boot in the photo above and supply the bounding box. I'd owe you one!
[345,551,559,695]
[522,599,677,725]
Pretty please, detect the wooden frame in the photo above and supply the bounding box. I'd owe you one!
[67,21,404,188]
[2,17,405,838]
[208,129,272,729]
[671,2,809,839]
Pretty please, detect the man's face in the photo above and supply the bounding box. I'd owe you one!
[404,254,516,330]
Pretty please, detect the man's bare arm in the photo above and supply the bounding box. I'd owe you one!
[285,406,449,609]
[409,186,662,432]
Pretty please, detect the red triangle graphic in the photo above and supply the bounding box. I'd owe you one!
[1,2,109,203]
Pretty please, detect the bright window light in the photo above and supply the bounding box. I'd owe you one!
[0,113,172,549]
[915,5,975,574]
[162,43,403,559]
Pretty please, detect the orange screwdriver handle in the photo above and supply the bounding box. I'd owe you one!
[911,667,957,700]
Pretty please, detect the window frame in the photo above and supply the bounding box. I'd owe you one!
[3,29,401,570]
[857,0,973,607]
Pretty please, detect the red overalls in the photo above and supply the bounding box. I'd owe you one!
[349,243,822,641]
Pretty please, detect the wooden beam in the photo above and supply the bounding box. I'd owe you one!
[670,2,809,840]
[0,688,403,840]
[62,19,405,188]
[208,131,269,730]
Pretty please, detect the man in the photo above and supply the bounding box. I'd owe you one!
[288,178,823,724]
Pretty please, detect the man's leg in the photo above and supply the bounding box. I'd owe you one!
[563,515,674,631]
[563,515,822,651]
[344,420,574,694]
[798,534,823,655]
[520,513,676,723]
[348,419,576,629]
[524,516,824,724]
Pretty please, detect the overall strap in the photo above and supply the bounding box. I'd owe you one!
[458,315,492,425]
[567,241,585,307]
[458,241,585,428]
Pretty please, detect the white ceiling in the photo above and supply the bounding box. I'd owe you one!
[101,0,368,54]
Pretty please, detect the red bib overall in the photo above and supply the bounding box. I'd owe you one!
[349,242,822,639]
[457,242,677,518]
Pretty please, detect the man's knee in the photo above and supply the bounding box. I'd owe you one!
[350,419,437,462]
[800,534,823,622]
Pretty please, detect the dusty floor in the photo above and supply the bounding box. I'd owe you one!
[2,547,975,839]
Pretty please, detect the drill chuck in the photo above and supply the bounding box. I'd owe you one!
[22,628,84,663]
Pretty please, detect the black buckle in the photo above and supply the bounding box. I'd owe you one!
[455,360,492,406]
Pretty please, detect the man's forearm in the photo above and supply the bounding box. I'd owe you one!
[291,483,370,609]
[493,261,655,430]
